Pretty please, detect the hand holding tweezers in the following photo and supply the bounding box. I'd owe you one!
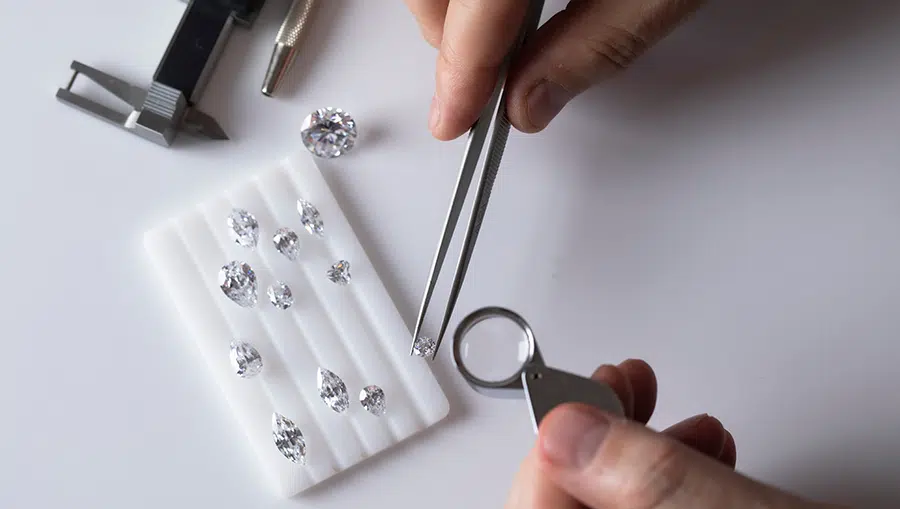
[411,0,547,359]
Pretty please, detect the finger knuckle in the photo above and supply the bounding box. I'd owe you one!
[618,439,689,509]
[582,25,648,72]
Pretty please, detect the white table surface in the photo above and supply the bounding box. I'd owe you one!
[2,0,899,507]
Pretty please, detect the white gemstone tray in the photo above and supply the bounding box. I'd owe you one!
[142,152,450,497]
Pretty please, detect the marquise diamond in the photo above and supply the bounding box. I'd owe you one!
[272,413,307,464]
[297,199,324,237]
[300,107,358,159]
[317,367,349,413]
[218,261,257,307]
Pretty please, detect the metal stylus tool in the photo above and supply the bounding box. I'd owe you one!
[261,0,318,96]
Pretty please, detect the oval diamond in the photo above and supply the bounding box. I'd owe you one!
[273,228,301,261]
[300,107,357,159]
[272,413,307,464]
[327,260,351,285]
[229,341,263,378]
[218,261,258,307]
[297,199,324,237]
[267,282,294,310]
[226,208,259,248]
[359,385,386,416]
[316,367,349,413]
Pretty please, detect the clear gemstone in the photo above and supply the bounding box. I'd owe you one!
[316,367,349,413]
[273,228,301,261]
[272,413,306,464]
[413,335,436,358]
[267,282,294,310]
[226,208,259,248]
[229,341,263,378]
[218,261,257,307]
[297,199,324,237]
[327,260,351,285]
[359,385,386,416]
[300,107,358,158]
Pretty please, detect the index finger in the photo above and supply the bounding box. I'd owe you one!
[430,0,527,140]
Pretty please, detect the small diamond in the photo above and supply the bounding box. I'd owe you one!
[327,260,351,285]
[272,413,306,464]
[317,367,349,413]
[229,341,263,378]
[218,261,257,307]
[297,199,324,237]
[413,336,436,358]
[359,385,386,416]
[267,282,294,310]
[300,107,358,158]
[273,228,301,261]
[226,208,259,248]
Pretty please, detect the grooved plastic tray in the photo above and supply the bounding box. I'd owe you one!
[142,153,450,497]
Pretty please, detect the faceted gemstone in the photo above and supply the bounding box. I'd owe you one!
[359,385,386,416]
[267,282,294,310]
[226,208,259,248]
[300,107,357,158]
[296,199,324,237]
[229,340,263,378]
[327,260,351,285]
[273,228,301,261]
[413,335,436,358]
[272,412,307,464]
[316,367,349,413]
[218,261,258,307]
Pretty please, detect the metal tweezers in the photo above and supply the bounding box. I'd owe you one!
[411,0,546,359]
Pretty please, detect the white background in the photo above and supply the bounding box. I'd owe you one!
[1,0,899,507]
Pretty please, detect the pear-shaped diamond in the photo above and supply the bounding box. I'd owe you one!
[226,208,259,248]
[273,227,301,261]
[218,261,257,307]
[267,282,294,310]
[317,367,349,413]
[297,199,324,237]
[300,107,357,159]
[327,260,351,285]
[359,385,386,416]
[272,413,306,464]
[229,341,263,378]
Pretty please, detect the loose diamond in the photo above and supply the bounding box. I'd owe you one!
[218,261,257,307]
[272,413,306,464]
[413,335,436,358]
[226,208,259,248]
[229,341,263,378]
[316,367,349,413]
[297,199,324,237]
[327,260,351,285]
[300,107,358,158]
[273,228,301,261]
[267,282,294,310]
[359,385,386,416]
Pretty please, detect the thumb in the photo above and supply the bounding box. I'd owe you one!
[507,0,705,132]
[536,404,820,509]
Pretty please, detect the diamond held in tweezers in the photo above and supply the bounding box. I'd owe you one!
[413,335,436,358]
[327,260,351,285]
[300,107,358,159]
[272,412,307,464]
[229,341,263,378]
[267,282,294,310]
[297,199,324,237]
[359,385,386,416]
[317,367,350,413]
[218,261,258,307]
[273,227,301,261]
[226,208,259,248]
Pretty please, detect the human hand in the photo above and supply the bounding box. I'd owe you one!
[505,359,843,508]
[405,0,706,140]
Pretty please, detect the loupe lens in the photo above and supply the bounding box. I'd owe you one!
[458,315,530,383]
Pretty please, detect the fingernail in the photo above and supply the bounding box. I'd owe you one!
[428,95,441,132]
[526,81,572,129]
[541,406,610,469]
